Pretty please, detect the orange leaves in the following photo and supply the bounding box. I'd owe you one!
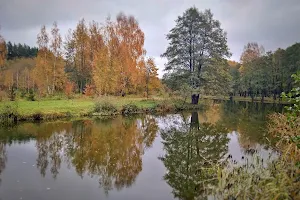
[34,24,66,95]
[240,42,264,64]
[144,58,160,97]
[83,84,95,96]
[115,13,145,94]
[73,19,91,80]
[91,13,152,96]
[28,14,160,97]
[65,81,75,99]
[0,33,7,68]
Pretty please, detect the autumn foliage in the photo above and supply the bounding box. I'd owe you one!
[0,32,6,68]
[83,84,95,97]
[64,81,75,99]
[0,13,161,99]
[64,13,160,97]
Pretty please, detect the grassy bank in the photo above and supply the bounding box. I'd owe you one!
[0,96,204,122]
[202,95,288,104]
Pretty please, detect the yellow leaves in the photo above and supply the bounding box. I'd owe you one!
[4,14,160,97]
[0,58,35,92]
[34,24,66,95]
[0,34,7,68]
[3,70,14,89]
[37,25,49,50]
[90,13,160,96]
[238,65,245,74]
[240,42,264,64]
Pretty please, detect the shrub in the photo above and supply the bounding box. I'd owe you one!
[65,111,73,118]
[20,90,27,98]
[121,103,139,115]
[93,101,117,115]
[27,89,36,101]
[174,100,206,111]
[7,87,16,101]
[0,104,19,124]
[0,90,7,102]
[213,152,300,199]
[31,112,43,121]
[65,81,75,99]
[155,100,174,113]
[84,84,95,97]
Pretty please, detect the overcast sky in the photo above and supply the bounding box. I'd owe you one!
[1,0,300,77]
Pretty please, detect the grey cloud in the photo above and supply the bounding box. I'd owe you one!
[218,0,300,59]
[1,0,300,76]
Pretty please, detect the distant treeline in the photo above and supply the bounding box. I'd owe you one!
[1,7,299,103]
[6,42,38,60]
[229,42,300,101]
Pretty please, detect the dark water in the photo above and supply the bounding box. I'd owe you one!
[0,101,283,200]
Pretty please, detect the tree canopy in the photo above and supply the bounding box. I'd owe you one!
[0,13,161,98]
[229,42,300,101]
[162,7,230,104]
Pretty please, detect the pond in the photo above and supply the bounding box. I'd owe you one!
[0,101,284,200]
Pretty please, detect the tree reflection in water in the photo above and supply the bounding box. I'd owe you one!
[160,112,230,200]
[0,143,6,185]
[0,115,158,194]
[0,101,282,196]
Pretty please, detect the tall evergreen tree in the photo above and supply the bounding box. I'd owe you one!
[6,42,38,60]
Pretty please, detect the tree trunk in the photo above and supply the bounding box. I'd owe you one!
[191,112,199,128]
[16,71,19,90]
[273,90,277,100]
[146,80,149,99]
[191,94,199,105]
[52,56,57,95]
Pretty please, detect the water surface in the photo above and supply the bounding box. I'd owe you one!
[0,101,282,200]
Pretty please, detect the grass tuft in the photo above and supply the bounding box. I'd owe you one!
[121,103,140,115]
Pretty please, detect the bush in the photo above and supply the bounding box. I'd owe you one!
[8,87,16,101]
[174,100,206,111]
[31,112,43,121]
[0,90,7,102]
[121,103,139,115]
[0,104,19,124]
[65,111,73,118]
[84,84,95,97]
[213,152,300,199]
[27,89,36,101]
[155,100,174,113]
[20,90,27,98]
[93,101,117,115]
[65,81,75,99]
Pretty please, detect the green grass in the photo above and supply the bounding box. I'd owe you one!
[0,95,207,122]
[0,96,166,119]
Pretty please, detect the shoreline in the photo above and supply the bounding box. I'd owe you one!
[202,96,289,104]
[0,97,205,124]
[0,96,288,124]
